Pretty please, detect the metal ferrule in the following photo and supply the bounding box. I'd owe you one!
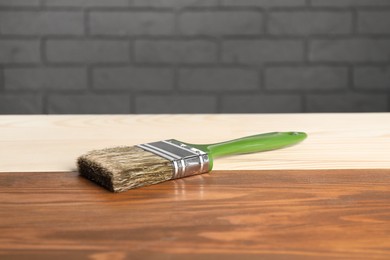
[136,140,210,179]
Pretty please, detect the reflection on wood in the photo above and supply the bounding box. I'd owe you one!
[1,170,389,259]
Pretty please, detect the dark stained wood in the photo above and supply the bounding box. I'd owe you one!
[1,170,389,259]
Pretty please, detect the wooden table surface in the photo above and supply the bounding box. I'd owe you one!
[1,113,390,259]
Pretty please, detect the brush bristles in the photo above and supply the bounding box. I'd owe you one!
[77,146,174,192]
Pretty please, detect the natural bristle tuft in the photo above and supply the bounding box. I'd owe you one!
[77,146,174,192]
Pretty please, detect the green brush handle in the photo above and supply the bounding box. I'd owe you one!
[186,132,307,170]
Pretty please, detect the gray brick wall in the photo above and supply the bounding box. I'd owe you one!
[0,0,389,114]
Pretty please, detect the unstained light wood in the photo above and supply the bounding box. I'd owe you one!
[0,170,389,259]
[1,113,390,172]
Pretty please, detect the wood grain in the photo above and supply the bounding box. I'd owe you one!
[1,170,389,259]
[1,113,390,172]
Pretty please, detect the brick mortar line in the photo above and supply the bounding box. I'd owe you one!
[130,93,222,98]
[268,9,356,13]
[0,64,118,68]
[173,90,295,95]
[86,91,143,99]
[352,64,390,68]
[0,90,32,96]
[257,35,390,39]
[87,64,175,69]
[24,35,390,40]
[0,63,359,69]
[262,89,347,95]
[0,35,366,41]
[304,61,390,66]
[264,63,350,67]
[2,59,389,66]
[2,6,390,11]
[143,88,262,94]
[2,62,389,68]
[179,7,265,11]
[39,7,171,11]
[129,62,388,68]
[265,61,390,66]
[4,35,390,40]
[268,6,390,11]
[5,88,388,97]
[128,36,223,41]
[0,89,85,95]
[351,89,390,94]
[29,88,370,96]
[129,63,262,69]
[0,6,362,12]
[141,90,224,98]
[217,92,304,99]
[79,34,390,39]
[214,7,356,11]
[304,89,373,95]
[37,62,134,67]
[4,88,91,95]
[0,36,42,39]
[38,89,91,95]
[0,7,43,11]
[52,89,123,94]
[86,7,265,11]
[0,9,85,13]
[88,88,133,94]
[95,90,173,95]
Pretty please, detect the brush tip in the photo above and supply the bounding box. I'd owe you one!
[77,146,174,192]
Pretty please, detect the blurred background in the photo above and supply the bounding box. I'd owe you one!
[0,0,389,114]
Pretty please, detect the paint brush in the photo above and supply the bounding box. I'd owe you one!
[77,132,307,192]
